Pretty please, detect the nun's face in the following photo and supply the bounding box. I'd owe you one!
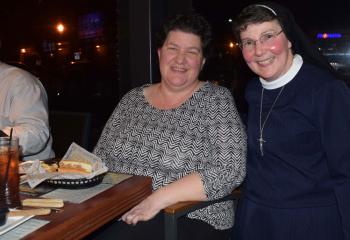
[239,20,293,81]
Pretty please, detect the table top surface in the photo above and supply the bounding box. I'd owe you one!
[21,175,152,240]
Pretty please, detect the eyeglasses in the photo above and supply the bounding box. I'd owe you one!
[239,30,283,51]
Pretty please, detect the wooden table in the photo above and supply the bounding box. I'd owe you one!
[22,175,152,240]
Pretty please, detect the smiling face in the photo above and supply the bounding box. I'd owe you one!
[158,30,205,90]
[240,20,294,81]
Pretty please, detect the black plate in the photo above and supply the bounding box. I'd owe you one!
[46,173,105,189]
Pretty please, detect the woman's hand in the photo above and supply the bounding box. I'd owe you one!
[121,194,164,225]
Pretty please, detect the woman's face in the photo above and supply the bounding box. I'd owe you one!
[240,20,293,81]
[158,30,205,89]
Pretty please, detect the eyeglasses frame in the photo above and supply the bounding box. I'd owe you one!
[238,29,284,51]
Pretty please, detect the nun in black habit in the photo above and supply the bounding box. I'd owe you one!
[232,2,350,239]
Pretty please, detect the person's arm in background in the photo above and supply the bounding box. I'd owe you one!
[122,86,247,225]
[1,67,51,159]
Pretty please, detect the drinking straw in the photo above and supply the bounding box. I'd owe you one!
[2,128,13,190]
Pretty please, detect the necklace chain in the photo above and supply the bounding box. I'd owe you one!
[258,86,285,156]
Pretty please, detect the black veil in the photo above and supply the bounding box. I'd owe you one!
[257,1,335,74]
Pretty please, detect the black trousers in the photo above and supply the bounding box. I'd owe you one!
[87,212,231,240]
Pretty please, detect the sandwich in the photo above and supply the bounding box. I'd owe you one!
[57,160,93,174]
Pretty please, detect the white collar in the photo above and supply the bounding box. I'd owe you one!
[260,54,303,90]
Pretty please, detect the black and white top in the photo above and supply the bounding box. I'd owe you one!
[94,81,247,229]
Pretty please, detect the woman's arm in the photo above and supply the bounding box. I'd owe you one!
[122,172,206,225]
[198,86,246,200]
[317,80,350,239]
[93,94,127,164]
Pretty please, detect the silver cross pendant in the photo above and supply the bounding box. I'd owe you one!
[258,135,266,156]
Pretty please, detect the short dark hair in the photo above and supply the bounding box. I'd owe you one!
[156,12,212,58]
[232,5,281,43]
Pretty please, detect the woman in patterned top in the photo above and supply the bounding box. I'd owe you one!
[93,12,246,240]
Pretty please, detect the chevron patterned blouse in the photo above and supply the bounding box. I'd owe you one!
[93,81,247,230]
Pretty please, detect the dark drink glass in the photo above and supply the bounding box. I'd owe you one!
[0,205,8,226]
[0,137,21,209]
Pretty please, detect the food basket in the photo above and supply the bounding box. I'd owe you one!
[46,173,106,189]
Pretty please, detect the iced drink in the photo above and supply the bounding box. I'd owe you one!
[0,137,20,208]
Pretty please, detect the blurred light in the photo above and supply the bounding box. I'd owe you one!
[228,18,233,23]
[229,42,234,48]
[74,52,81,60]
[57,42,62,46]
[95,45,100,49]
[20,48,26,53]
[56,23,65,33]
[316,33,342,39]
[58,48,62,51]
[70,61,76,64]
